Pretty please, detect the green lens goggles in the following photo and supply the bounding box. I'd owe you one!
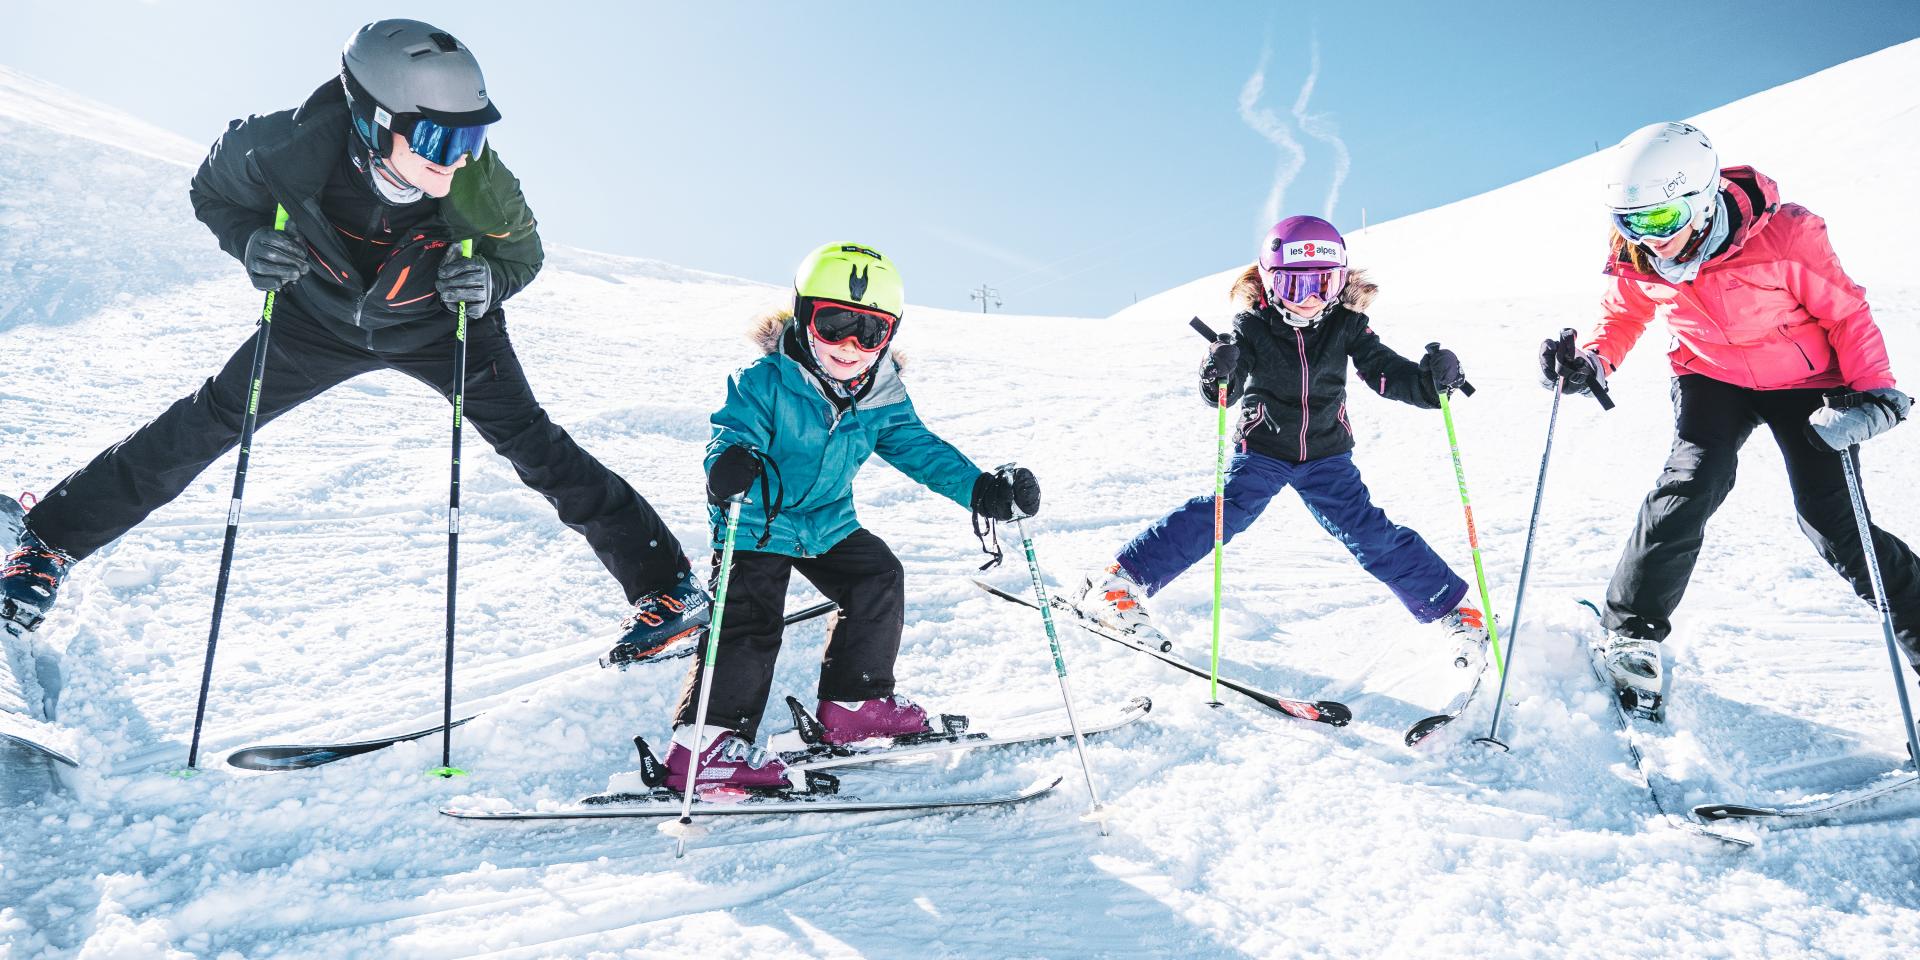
[1613,197,1696,240]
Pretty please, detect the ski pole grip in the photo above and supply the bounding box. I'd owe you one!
[1189,317,1221,342]
[1555,328,1616,411]
[272,205,289,232]
[460,238,473,258]
[1423,341,1476,398]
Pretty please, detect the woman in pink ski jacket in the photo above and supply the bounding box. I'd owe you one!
[1539,121,1916,716]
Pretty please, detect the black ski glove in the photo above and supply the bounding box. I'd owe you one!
[1538,336,1608,396]
[1421,343,1469,395]
[707,445,764,506]
[971,467,1041,521]
[1202,338,1240,386]
[438,251,493,318]
[242,225,310,292]
[1806,388,1911,451]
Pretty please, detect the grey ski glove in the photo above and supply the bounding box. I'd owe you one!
[437,251,493,318]
[1806,388,1911,451]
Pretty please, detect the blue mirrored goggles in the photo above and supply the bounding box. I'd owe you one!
[400,116,490,166]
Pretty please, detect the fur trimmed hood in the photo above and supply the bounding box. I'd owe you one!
[1229,264,1378,314]
[745,307,909,370]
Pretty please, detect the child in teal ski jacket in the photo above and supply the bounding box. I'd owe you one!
[659,242,1041,793]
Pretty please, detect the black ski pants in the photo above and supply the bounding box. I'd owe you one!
[25,307,687,603]
[1604,374,1920,669]
[674,529,905,740]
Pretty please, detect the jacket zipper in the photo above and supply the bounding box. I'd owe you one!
[1294,329,1310,460]
[1780,325,1816,371]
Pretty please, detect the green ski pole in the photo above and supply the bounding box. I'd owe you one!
[1425,343,1501,679]
[1000,466,1109,834]
[1190,318,1232,706]
[663,494,746,857]
[430,238,476,780]
[182,204,289,776]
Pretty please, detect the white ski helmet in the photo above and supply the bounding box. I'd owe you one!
[1602,121,1718,215]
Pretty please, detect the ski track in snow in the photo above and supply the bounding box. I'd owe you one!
[4,44,1920,960]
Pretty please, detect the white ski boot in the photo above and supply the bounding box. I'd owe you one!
[1437,604,1490,671]
[1602,631,1664,720]
[1076,563,1171,652]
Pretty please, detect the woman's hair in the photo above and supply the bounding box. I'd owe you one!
[1608,228,1656,275]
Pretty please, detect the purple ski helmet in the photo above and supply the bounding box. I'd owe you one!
[1257,216,1348,306]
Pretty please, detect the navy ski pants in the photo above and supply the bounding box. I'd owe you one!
[1115,450,1467,622]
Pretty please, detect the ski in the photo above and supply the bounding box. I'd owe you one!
[226,716,478,771]
[1574,600,1750,848]
[1403,656,1494,747]
[776,694,1153,773]
[442,774,1063,821]
[223,599,841,772]
[1692,772,1920,824]
[973,579,1351,727]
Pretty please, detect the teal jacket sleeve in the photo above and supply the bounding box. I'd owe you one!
[708,363,778,470]
[872,397,981,510]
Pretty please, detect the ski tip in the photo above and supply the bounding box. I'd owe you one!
[1403,714,1452,747]
[1315,701,1354,727]
[1691,803,1777,822]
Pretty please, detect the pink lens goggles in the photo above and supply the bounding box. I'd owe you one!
[1265,267,1346,306]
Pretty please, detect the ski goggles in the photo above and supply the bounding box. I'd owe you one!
[399,116,490,166]
[1612,195,1700,241]
[1264,267,1347,306]
[805,300,898,352]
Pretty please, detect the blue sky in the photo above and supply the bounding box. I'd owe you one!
[6,1,1917,316]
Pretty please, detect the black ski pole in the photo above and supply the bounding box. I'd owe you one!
[432,239,476,779]
[1476,328,1610,750]
[183,204,289,774]
[1836,446,1920,769]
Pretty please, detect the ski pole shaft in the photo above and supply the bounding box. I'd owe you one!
[1435,388,1503,679]
[433,238,476,779]
[1189,316,1232,704]
[1011,513,1108,833]
[1476,378,1564,750]
[1210,380,1227,705]
[674,495,746,857]
[185,204,288,772]
[1838,450,1920,770]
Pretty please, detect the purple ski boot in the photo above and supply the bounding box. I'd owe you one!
[662,727,793,793]
[815,695,935,747]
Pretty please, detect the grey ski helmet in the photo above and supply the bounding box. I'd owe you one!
[340,19,501,161]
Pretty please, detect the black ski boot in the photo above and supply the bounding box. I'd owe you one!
[603,570,712,667]
[2,527,73,635]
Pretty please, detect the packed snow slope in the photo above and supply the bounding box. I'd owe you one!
[4,42,1920,960]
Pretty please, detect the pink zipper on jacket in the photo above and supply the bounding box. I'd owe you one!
[1294,329,1310,460]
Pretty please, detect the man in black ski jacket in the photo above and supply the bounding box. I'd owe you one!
[1,20,709,657]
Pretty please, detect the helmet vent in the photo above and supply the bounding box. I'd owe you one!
[429,32,459,52]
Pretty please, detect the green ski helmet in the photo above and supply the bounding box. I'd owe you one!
[795,242,903,316]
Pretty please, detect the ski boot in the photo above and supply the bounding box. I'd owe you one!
[1077,563,1172,652]
[661,726,794,793]
[603,570,712,667]
[1438,604,1490,671]
[815,694,940,747]
[1,527,73,636]
[1602,631,1664,721]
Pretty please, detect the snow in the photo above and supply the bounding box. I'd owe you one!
[4,38,1920,960]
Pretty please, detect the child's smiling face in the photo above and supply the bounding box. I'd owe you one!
[810,333,880,381]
